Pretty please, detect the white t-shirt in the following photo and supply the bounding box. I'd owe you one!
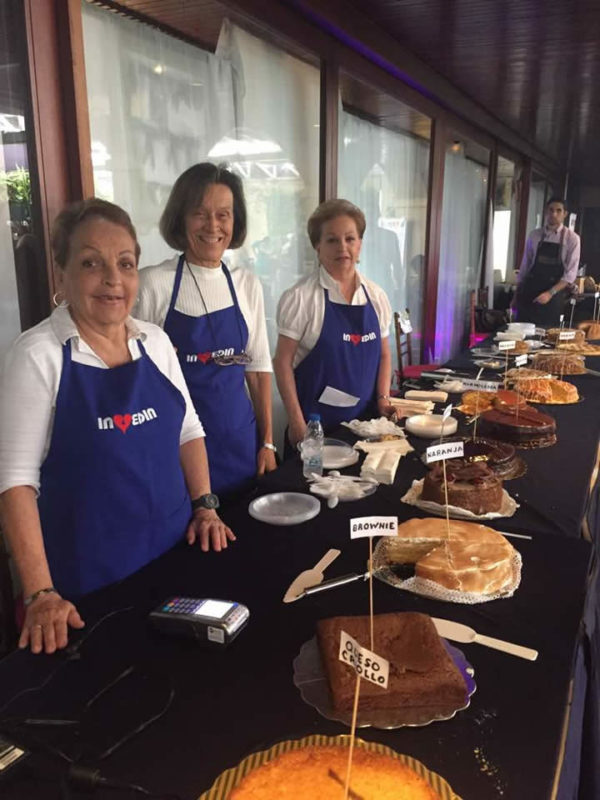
[135,256,272,373]
[276,266,392,368]
[0,305,204,496]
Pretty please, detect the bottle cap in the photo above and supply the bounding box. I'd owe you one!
[309,413,321,422]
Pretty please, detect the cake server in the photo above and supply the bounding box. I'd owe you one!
[283,549,341,603]
[432,618,538,661]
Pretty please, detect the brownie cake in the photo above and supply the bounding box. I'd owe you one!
[421,459,503,514]
[316,612,467,713]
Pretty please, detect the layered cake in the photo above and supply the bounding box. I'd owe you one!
[546,327,586,345]
[421,459,503,514]
[381,518,516,594]
[578,320,600,340]
[506,375,579,404]
[316,612,467,713]
[478,403,556,447]
[229,745,441,799]
[531,352,585,375]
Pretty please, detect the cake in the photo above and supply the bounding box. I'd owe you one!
[478,403,556,447]
[229,745,441,799]
[461,436,521,478]
[504,339,530,354]
[421,459,503,514]
[381,518,516,594]
[506,376,579,404]
[546,327,586,345]
[578,320,600,340]
[531,352,586,375]
[458,390,496,415]
[316,612,467,713]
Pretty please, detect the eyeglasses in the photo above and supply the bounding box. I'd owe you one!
[213,351,252,367]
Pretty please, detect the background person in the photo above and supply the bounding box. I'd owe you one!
[516,196,580,327]
[0,199,233,654]
[136,163,276,496]
[273,199,393,450]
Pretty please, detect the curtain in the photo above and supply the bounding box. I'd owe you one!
[338,111,430,362]
[81,2,236,267]
[435,150,488,361]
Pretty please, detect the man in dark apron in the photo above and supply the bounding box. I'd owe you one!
[516,197,581,327]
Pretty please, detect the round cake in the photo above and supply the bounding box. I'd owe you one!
[578,320,600,341]
[229,745,441,799]
[461,437,521,479]
[531,352,586,375]
[478,404,556,448]
[546,327,586,345]
[421,460,503,514]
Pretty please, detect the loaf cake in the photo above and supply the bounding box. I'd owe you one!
[381,517,516,594]
[478,403,556,447]
[545,327,586,345]
[421,459,503,514]
[316,612,467,713]
[578,320,600,340]
[531,352,586,375]
[229,745,441,799]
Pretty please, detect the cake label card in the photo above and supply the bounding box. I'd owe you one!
[515,353,528,366]
[498,340,516,351]
[425,440,464,464]
[350,516,398,539]
[442,403,452,420]
[558,330,576,341]
[460,377,500,392]
[339,631,389,688]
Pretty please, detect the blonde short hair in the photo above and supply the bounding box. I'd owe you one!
[307,199,366,248]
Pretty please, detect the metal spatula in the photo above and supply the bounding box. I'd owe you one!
[283,549,341,603]
[432,617,538,661]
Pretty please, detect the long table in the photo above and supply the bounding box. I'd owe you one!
[0,349,599,800]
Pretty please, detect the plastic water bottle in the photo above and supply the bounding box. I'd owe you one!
[302,413,324,479]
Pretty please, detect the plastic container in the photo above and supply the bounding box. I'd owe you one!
[302,414,324,478]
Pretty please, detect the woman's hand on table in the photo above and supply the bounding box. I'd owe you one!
[257,446,277,475]
[186,509,236,552]
[20,592,85,655]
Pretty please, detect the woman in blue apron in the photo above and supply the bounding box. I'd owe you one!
[136,164,277,497]
[0,199,233,654]
[273,199,394,452]
[516,198,580,328]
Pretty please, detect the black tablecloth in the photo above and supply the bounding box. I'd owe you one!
[0,493,592,800]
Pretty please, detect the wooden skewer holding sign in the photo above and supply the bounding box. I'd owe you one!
[568,296,576,329]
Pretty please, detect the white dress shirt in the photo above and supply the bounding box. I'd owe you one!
[276,266,392,368]
[135,256,272,373]
[518,224,581,284]
[0,305,204,496]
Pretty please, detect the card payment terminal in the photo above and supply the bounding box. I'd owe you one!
[149,597,249,645]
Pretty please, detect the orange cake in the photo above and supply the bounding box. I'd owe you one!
[578,320,600,340]
[381,517,516,594]
[316,612,467,713]
[506,376,579,404]
[228,745,441,799]
[421,459,504,514]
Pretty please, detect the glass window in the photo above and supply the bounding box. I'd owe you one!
[435,135,489,361]
[526,173,547,234]
[338,74,431,365]
[492,155,520,282]
[0,0,45,357]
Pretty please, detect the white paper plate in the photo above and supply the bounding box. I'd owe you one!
[248,493,321,526]
[405,414,458,438]
[322,439,359,469]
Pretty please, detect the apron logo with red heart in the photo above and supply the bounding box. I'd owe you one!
[343,331,377,345]
[185,347,235,364]
[97,408,158,432]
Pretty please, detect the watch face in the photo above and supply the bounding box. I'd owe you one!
[202,493,220,509]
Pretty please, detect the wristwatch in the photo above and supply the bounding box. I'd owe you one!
[191,493,220,512]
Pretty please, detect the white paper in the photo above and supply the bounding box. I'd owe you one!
[515,354,528,367]
[558,330,576,341]
[425,441,464,464]
[338,631,389,688]
[498,340,516,351]
[461,377,500,392]
[350,516,398,539]
[318,386,360,407]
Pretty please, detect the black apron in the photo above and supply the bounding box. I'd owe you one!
[517,229,565,327]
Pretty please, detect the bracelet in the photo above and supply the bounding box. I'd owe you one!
[262,442,277,452]
[24,587,58,606]
[377,394,390,401]
[549,287,557,297]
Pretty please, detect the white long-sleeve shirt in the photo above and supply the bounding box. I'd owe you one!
[518,225,581,284]
[276,266,391,368]
[135,256,272,372]
[0,305,204,496]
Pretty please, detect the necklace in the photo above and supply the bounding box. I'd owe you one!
[184,259,251,366]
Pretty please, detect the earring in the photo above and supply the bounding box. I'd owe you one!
[53,291,65,307]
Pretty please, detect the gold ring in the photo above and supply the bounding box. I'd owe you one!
[33,624,43,629]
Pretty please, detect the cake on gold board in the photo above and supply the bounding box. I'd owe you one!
[198,735,461,799]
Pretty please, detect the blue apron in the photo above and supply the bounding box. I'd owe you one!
[294,286,381,430]
[38,340,191,598]
[163,256,256,495]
